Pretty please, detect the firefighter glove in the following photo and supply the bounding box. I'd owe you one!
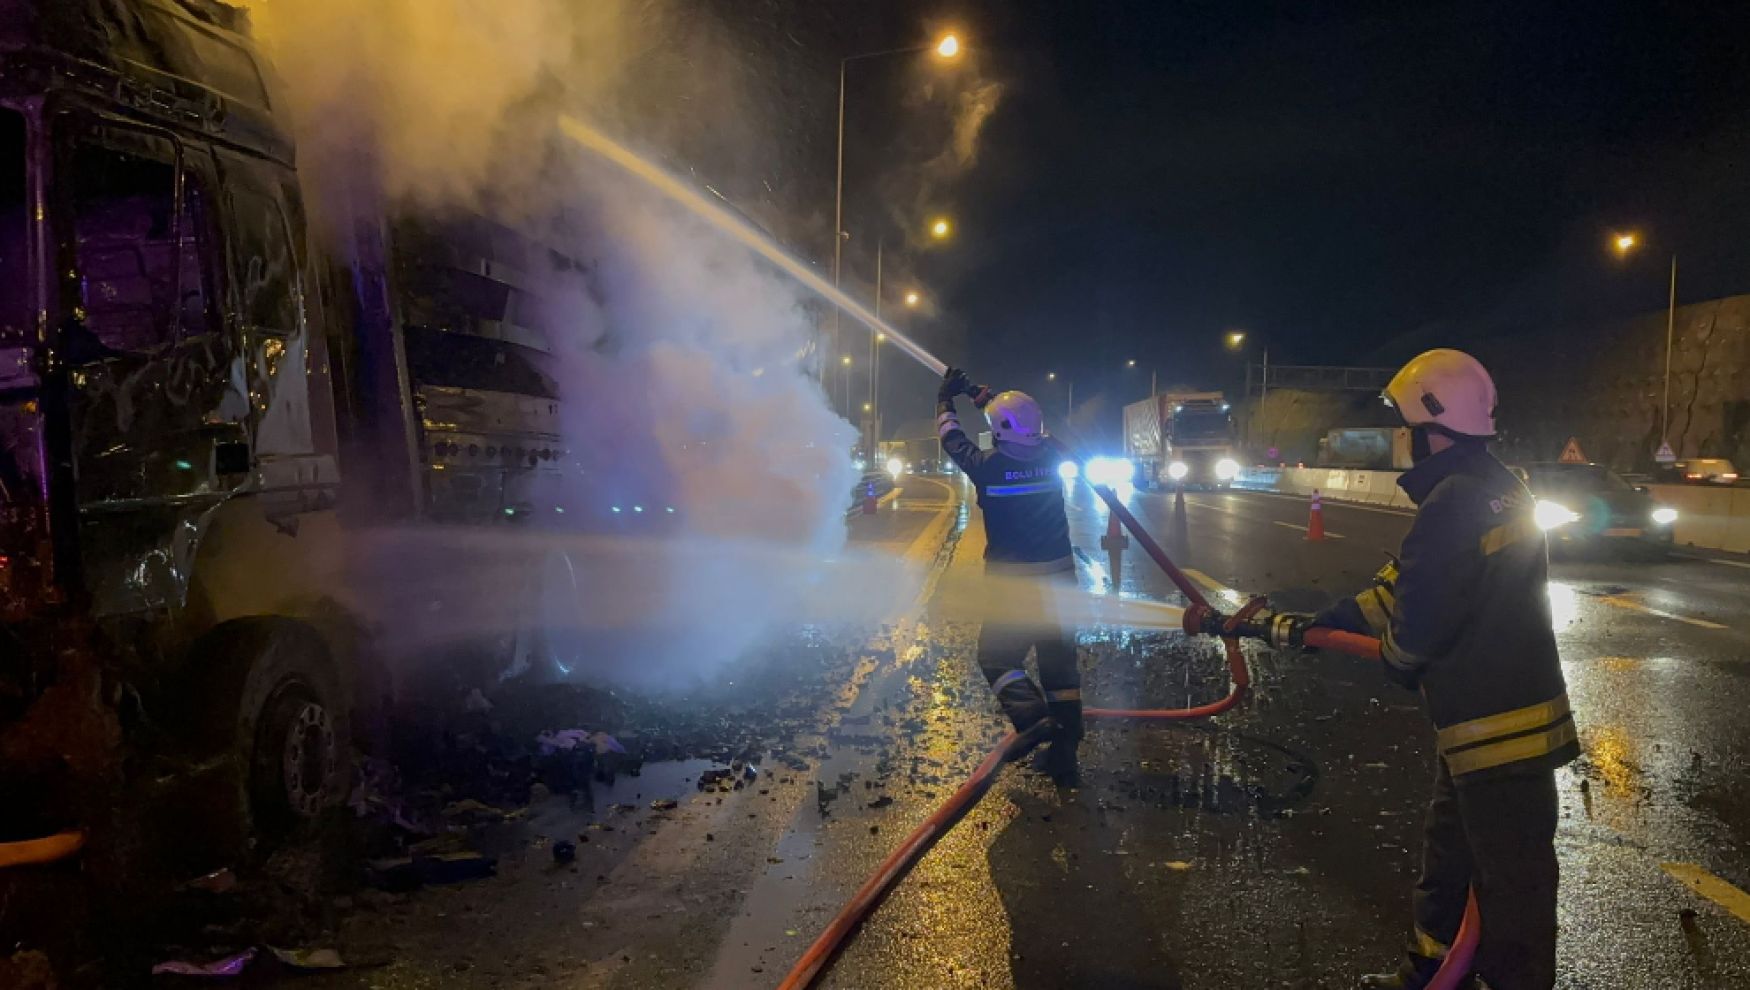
[939,367,973,403]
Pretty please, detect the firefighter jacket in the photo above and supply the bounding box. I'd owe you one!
[937,397,1073,573]
[1317,441,1579,782]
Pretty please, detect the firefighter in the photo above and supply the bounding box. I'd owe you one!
[935,367,1082,784]
[1253,349,1577,990]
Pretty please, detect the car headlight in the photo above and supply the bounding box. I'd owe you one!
[885,457,904,478]
[1057,460,1079,481]
[1534,499,1579,531]
[1214,458,1240,481]
[1651,507,1678,525]
[1167,461,1189,481]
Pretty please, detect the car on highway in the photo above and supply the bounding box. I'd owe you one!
[1662,458,1740,485]
[1518,462,1678,559]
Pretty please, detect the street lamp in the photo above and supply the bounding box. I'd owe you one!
[1125,359,1156,399]
[1610,231,1678,450]
[1046,373,1073,421]
[904,290,921,307]
[1226,330,1268,398]
[929,217,952,240]
[831,33,964,402]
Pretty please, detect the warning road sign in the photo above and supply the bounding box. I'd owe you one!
[1654,440,1676,464]
[1558,437,1587,464]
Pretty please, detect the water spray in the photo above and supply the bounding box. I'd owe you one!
[557,115,949,377]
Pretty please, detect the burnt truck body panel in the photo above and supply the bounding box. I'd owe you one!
[0,0,592,823]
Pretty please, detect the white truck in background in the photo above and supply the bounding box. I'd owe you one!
[1123,391,1239,488]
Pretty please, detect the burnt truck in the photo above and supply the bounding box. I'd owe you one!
[0,0,606,857]
[1318,426,1414,471]
[1122,390,1239,488]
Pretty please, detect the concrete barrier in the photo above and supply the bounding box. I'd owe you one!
[1237,468,1750,555]
[1647,484,1750,555]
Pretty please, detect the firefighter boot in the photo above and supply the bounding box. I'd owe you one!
[989,670,1051,737]
[1032,701,1083,787]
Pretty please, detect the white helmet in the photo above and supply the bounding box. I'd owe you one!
[1384,348,1497,438]
[985,390,1046,446]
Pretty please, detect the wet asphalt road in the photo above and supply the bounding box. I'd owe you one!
[300,477,1750,989]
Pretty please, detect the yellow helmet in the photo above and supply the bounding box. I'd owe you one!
[1384,349,1496,438]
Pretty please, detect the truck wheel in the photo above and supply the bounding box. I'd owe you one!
[188,621,349,836]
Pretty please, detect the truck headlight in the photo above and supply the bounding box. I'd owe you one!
[885,457,904,479]
[1058,460,1079,481]
[1534,500,1579,531]
[1167,461,1189,481]
[1214,458,1239,481]
[1651,507,1678,525]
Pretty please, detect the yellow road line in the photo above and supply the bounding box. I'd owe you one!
[1598,595,1728,631]
[1661,863,1750,925]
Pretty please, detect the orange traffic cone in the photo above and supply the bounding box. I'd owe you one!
[862,481,879,515]
[1306,489,1325,541]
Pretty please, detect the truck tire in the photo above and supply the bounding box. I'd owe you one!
[187,620,349,837]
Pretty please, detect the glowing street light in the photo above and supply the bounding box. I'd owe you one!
[936,33,961,59]
[841,355,853,366]
[929,217,952,240]
[904,290,921,307]
[863,402,872,412]
[1609,228,1677,445]
[1226,330,1247,350]
[1126,358,1137,367]
[1046,372,1057,381]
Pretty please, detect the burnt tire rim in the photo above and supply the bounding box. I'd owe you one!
[278,697,337,819]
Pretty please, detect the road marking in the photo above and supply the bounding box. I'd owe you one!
[1181,567,1247,606]
[1273,520,1347,539]
[1597,595,1728,630]
[1661,863,1750,925]
[1229,488,1416,517]
[1704,557,1750,571]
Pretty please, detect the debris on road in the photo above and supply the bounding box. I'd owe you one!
[149,948,257,977]
[267,946,350,970]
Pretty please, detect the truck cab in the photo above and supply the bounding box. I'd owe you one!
[0,0,594,864]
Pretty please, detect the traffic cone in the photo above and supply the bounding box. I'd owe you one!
[1099,511,1129,589]
[1306,489,1325,541]
[1167,486,1190,552]
[862,481,879,515]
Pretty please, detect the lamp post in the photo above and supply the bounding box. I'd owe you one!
[1047,372,1073,422]
[830,33,962,403]
[1611,232,1678,449]
[1226,330,1268,399]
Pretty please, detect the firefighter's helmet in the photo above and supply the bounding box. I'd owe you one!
[985,391,1046,446]
[1384,349,1497,438]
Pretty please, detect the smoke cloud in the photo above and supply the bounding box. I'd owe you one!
[236,1,869,689]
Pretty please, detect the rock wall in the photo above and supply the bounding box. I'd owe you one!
[1481,294,1750,472]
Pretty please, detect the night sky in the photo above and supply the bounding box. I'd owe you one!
[812,0,1750,434]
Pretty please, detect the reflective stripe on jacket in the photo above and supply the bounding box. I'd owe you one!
[1318,442,1578,781]
[938,398,1073,568]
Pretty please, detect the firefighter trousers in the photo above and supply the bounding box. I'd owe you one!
[974,569,1081,740]
[1406,759,1559,990]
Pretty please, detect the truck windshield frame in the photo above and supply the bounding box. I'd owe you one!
[1172,408,1232,441]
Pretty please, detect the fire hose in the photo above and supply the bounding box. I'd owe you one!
[778,479,1479,990]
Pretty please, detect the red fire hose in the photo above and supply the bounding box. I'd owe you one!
[778,479,1478,989]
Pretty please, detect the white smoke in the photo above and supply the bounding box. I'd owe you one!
[237,1,870,688]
